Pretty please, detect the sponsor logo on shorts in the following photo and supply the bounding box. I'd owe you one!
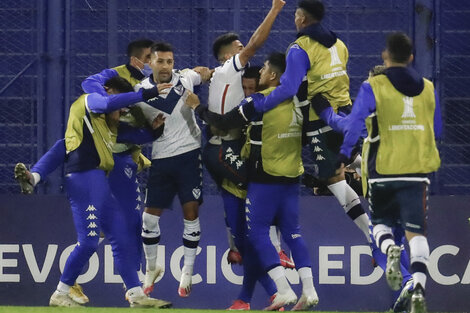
[405,222,421,229]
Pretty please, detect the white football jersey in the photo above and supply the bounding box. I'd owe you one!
[209,54,245,114]
[208,54,246,141]
[135,69,202,159]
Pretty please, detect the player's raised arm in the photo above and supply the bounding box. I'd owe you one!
[238,0,286,67]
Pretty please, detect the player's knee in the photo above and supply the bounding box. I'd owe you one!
[77,236,99,254]
[281,229,303,246]
[246,226,267,245]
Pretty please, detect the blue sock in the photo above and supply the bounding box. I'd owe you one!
[221,190,246,254]
[31,139,66,179]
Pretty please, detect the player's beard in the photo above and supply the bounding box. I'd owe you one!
[157,71,172,83]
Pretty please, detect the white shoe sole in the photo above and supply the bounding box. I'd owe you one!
[386,245,403,291]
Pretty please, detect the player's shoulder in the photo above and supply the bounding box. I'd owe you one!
[137,77,154,89]
[174,68,193,81]
[217,54,244,75]
[176,68,201,88]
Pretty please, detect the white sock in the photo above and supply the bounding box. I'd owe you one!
[31,172,41,186]
[409,235,430,265]
[372,224,394,254]
[353,213,372,243]
[183,247,197,267]
[381,239,395,255]
[328,180,371,242]
[269,226,281,253]
[348,154,362,176]
[141,213,160,271]
[57,281,71,294]
[298,267,315,296]
[409,235,429,289]
[182,264,193,276]
[268,266,291,294]
[412,272,427,289]
[183,218,200,267]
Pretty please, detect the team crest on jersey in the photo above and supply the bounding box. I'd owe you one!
[124,166,133,179]
[173,84,185,96]
[192,187,201,199]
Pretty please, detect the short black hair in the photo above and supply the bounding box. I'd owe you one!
[104,76,134,93]
[369,65,386,77]
[127,39,154,57]
[386,32,413,63]
[266,52,286,75]
[298,0,325,21]
[151,42,174,54]
[243,66,261,80]
[212,32,240,61]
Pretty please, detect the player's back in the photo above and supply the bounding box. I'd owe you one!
[294,36,351,119]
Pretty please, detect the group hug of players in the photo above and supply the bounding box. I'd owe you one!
[14,1,440,312]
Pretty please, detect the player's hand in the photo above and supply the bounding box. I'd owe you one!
[210,125,228,137]
[311,93,331,115]
[185,91,200,109]
[335,153,349,175]
[272,0,286,12]
[193,66,213,82]
[142,86,160,101]
[152,113,166,129]
[156,83,173,94]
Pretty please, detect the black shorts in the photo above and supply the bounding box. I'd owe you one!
[306,119,343,180]
[146,149,203,209]
[367,179,429,234]
[202,140,247,188]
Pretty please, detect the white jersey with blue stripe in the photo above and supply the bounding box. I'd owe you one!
[135,69,202,159]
